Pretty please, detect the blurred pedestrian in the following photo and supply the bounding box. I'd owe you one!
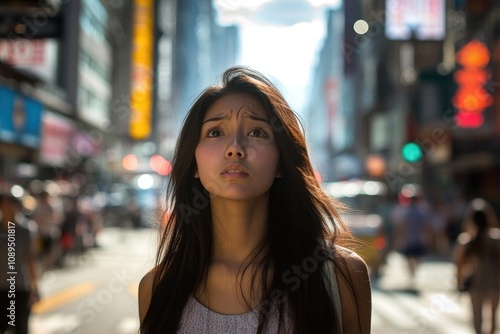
[430,197,450,255]
[377,193,396,256]
[138,66,371,334]
[0,189,40,334]
[393,194,431,288]
[78,191,101,248]
[32,191,59,272]
[453,198,500,334]
[60,195,91,263]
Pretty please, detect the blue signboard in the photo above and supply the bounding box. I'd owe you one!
[0,85,43,148]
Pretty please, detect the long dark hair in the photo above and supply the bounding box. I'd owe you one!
[140,66,353,334]
[465,198,498,256]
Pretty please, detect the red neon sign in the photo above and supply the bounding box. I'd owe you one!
[452,40,492,128]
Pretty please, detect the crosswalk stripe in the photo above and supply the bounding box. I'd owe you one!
[372,289,477,333]
[117,316,140,334]
[32,282,98,314]
[394,293,461,333]
[418,292,473,334]
[30,314,81,334]
[372,290,417,329]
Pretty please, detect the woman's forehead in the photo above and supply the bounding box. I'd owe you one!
[204,93,267,120]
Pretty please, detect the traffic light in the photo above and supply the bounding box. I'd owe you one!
[401,142,423,163]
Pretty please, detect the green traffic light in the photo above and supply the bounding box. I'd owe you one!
[401,142,423,163]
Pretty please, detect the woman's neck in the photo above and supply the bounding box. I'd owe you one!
[210,198,269,267]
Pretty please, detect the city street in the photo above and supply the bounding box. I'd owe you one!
[30,228,157,334]
[372,252,481,334]
[2,0,499,332]
[30,228,491,334]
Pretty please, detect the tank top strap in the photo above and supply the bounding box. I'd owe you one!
[323,256,343,333]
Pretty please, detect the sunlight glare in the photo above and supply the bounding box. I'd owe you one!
[307,0,341,8]
[239,20,325,111]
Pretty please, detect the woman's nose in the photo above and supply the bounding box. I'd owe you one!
[225,135,246,159]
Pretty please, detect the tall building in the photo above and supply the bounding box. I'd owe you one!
[0,0,76,185]
[305,7,346,180]
[0,0,135,189]
[305,0,384,182]
[160,0,239,159]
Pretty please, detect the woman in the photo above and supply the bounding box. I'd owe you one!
[453,198,500,334]
[139,66,371,333]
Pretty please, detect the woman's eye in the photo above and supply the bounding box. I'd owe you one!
[249,129,267,138]
[207,129,223,137]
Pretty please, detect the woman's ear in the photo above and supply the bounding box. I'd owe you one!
[194,169,199,178]
[275,169,282,178]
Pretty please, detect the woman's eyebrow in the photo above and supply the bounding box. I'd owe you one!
[246,114,270,123]
[202,113,269,124]
[202,115,228,124]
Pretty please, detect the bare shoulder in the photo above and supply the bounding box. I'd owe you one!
[333,245,371,295]
[456,232,472,245]
[333,245,372,334]
[334,245,369,275]
[138,267,157,323]
[139,267,155,294]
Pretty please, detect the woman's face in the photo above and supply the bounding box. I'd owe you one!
[194,92,281,202]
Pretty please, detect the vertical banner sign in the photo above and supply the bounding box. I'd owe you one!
[129,0,154,140]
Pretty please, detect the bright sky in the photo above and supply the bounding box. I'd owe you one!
[214,0,341,115]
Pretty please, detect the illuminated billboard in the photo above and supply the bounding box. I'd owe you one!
[385,0,445,40]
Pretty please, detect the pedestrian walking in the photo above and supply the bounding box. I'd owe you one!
[60,195,91,264]
[32,191,59,272]
[138,66,371,333]
[0,188,40,334]
[393,194,431,288]
[453,198,500,334]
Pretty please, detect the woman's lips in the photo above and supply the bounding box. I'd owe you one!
[221,164,249,177]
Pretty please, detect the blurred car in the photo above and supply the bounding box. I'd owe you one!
[323,180,388,277]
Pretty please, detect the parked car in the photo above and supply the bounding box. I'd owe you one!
[323,180,388,277]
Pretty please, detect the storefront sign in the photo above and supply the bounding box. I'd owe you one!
[0,38,59,83]
[0,85,43,148]
[39,111,74,166]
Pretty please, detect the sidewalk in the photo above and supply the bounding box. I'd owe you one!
[374,251,458,293]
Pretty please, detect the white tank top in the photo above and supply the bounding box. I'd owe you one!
[177,260,342,333]
[177,296,292,333]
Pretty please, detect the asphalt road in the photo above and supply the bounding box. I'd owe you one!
[29,228,493,334]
